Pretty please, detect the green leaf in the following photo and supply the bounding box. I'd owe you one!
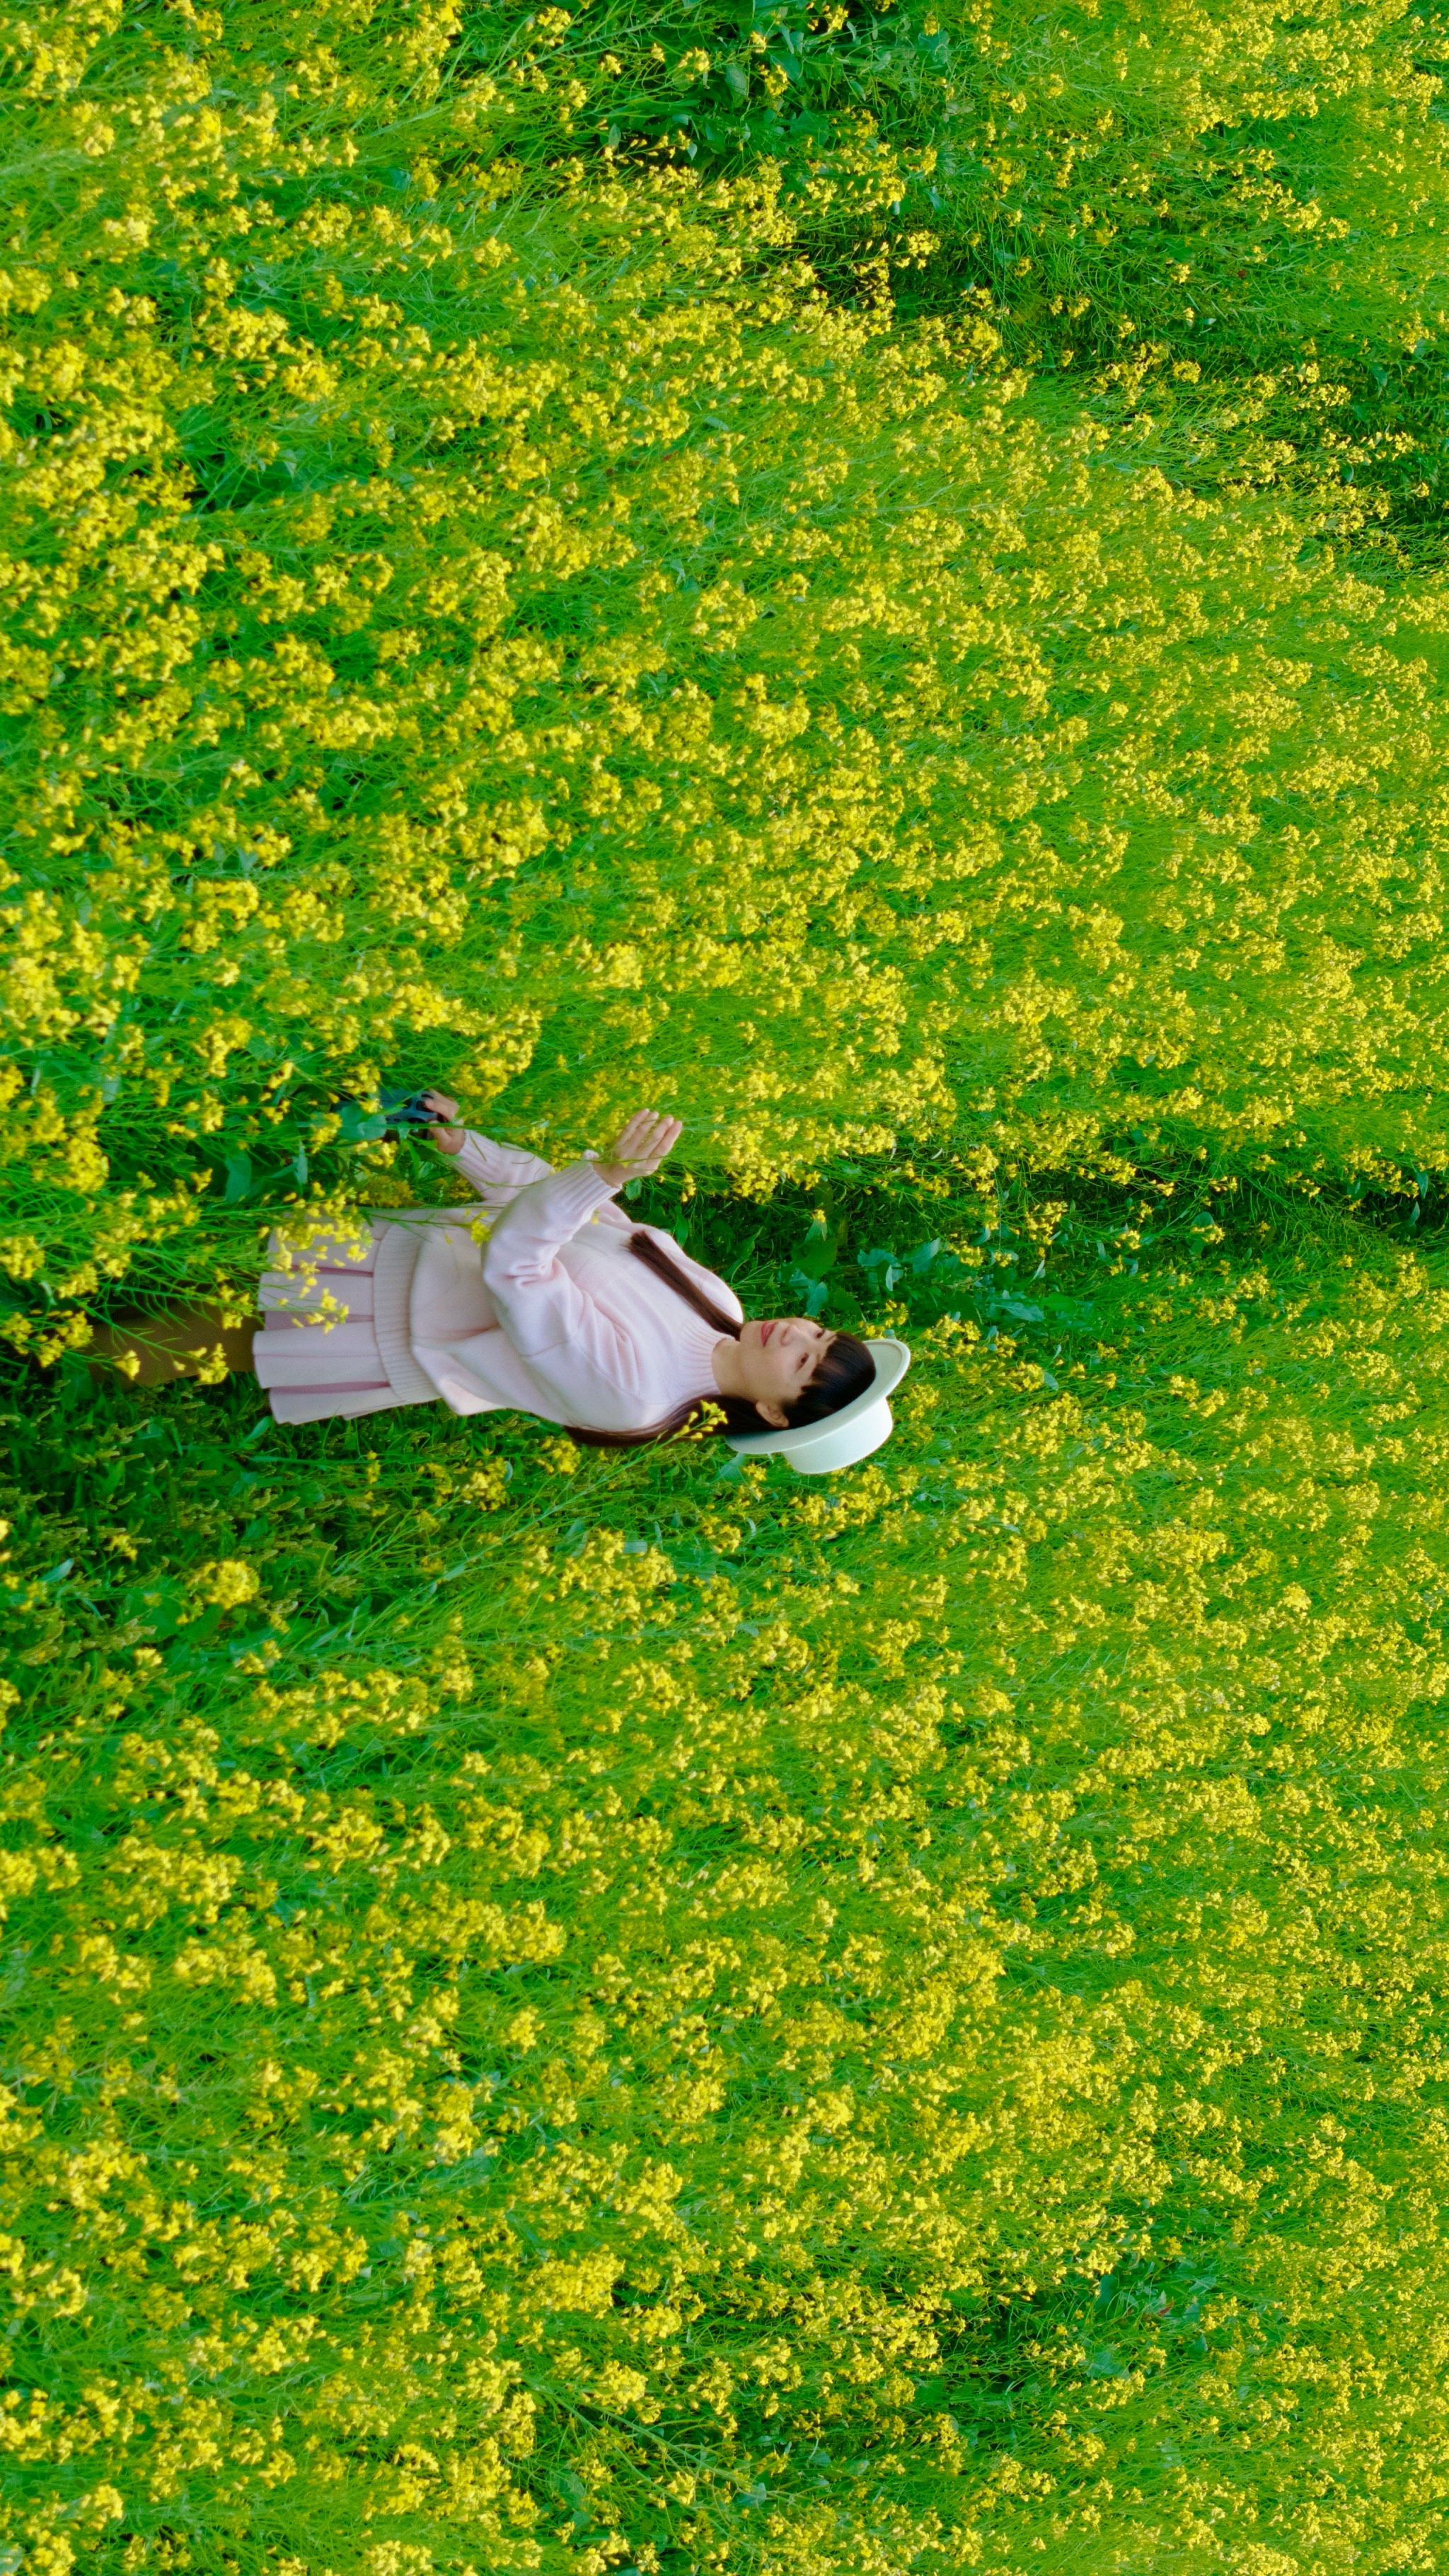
[998,1294,1045,1323]
[795,1214,838,1282]
[338,1103,388,1144]
[787,1265,831,1316]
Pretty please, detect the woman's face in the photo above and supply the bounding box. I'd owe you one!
[736,1317,835,1425]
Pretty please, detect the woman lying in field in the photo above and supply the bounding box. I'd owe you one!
[90,1099,910,1476]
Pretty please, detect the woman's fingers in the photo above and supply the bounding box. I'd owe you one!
[420,1090,466,1152]
[595,1110,681,1188]
[611,1110,681,1170]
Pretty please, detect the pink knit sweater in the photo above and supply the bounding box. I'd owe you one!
[370,1132,743,1431]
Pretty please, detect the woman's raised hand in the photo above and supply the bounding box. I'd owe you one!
[595,1109,683,1190]
[422,1091,466,1154]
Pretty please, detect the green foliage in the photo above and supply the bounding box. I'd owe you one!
[11,2,1449,2570]
[560,0,1449,382]
[11,0,1449,1354]
[8,1185,1449,2571]
[487,0,1449,498]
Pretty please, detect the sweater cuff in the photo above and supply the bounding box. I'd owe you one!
[540,1157,623,1231]
[451,1133,489,1194]
[473,1156,623,1267]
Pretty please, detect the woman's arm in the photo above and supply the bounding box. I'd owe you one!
[417,1093,553,1200]
[454,1134,556,1198]
[478,1159,633,1381]
[422,1099,682,1209]
[477,1111,685,1379]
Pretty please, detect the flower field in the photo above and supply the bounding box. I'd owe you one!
[6,2,1449,2570]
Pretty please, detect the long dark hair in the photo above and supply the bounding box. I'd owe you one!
[564,1231,874,1451]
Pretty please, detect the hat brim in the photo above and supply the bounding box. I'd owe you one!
[724,1337,912,1471]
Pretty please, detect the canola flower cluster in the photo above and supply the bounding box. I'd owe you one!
[8,0,1449,1352]
[6,1222,1449,2573]
[10,1,1449,2570]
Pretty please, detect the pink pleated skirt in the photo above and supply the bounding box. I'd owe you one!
[254,1216,438,1425]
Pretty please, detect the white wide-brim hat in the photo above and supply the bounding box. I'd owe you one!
[724,1337,911,1476]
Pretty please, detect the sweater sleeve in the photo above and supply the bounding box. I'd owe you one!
[450,1131,555,1201]
[480,1158,639,1373]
